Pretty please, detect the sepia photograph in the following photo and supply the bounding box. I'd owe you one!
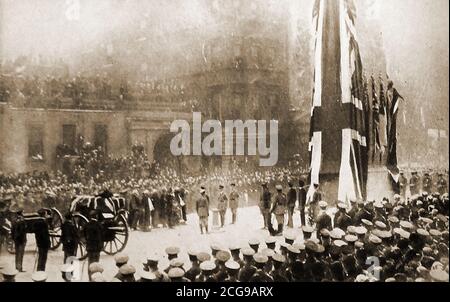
[0,0,448,285]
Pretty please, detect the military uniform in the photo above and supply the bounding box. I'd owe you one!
[334,208,352,230]
[238,249,257,282]
[11,213,27,272]
[298,185,307,227]
[316,210,333,233]
[259,186,272,229]
[34,216,51,271]
[61,216,78,263]
[409,173,420,196]
[84,217,103,267]
[229,185,239,224]
[309,186,322,223]
[437,175,448,195]
[287,185,297,228]
[249,254,273,282]
[196,192,209,234]
[422,173,433,194]
[217,188,228,227]
[271,188,287,235]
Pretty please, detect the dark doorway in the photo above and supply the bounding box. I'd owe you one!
[62,124,76,149]
[94,124,108,153]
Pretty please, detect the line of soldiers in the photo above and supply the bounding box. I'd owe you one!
[399,171,447,199]
[258,180,309,234]
[195,183,240,234]
[7,208,51,274]
[1,192,449,282]
[126,187,188,231]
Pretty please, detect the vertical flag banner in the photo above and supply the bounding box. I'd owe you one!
[308,0,369,202]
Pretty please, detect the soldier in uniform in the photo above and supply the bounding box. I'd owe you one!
[259,183,272,229]
[84,210,103,267]
[35,209,51,271]
[286,182,297,228]
[238,248,257,282]
[437,173,448,195]
[409,172,420,196]
[214,250,231,281]
[316,201,332,238]
[249,253,273,282]
[270,185,287,236]
[229,244,245,268]
[224,260,240,282]
[113,253,129,280]
[353,200,372,226]
[228,183,239,224]
[184,249,201,282]
[270,253,289,282]
[11,209,27,272]
[422,172,433,194]
[61,212,78,263]
[298,180,307,227]
[196,189,209,234]
[399,172,408,199]
[217,185,228,227]
[168,267,190,282]
[196,261,217,282]
[347,199,358,222]
[334,203,352,230]
[144,254,170,282]
[0,196,12,254]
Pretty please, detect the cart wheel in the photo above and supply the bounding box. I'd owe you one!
[103,214,129,255]
[72,213,89,260]
[49,208,63,250]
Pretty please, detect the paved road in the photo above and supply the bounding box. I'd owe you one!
[0,206,324,282]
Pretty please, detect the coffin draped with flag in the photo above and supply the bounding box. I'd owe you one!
[308,0,369,202]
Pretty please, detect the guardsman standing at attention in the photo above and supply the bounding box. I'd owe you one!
[61,212,78,263]
[217,185,228,227]
[196,189,209,234]
[228,183,239,224]
[437,173,448,195]
[399,172,407,199]
[409,171,420,196]
[35,209,51,272]
[271,185,287,236]
[286,182,297,228]
[422,172,433,194]
[11,209,27,272]
[84,211,103,267]
[298,180,307,227]
[259,183,272,229]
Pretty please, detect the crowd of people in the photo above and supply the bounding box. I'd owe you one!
[0,180,448,282]
[0,138,448,283]
[0,59,196,110]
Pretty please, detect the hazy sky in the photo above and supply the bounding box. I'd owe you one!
[0,0,448,128]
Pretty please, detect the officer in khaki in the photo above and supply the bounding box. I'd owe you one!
[196,189,209,234]
[228,183,239,224]
[217,185,228,227]
[271,185,287,235]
